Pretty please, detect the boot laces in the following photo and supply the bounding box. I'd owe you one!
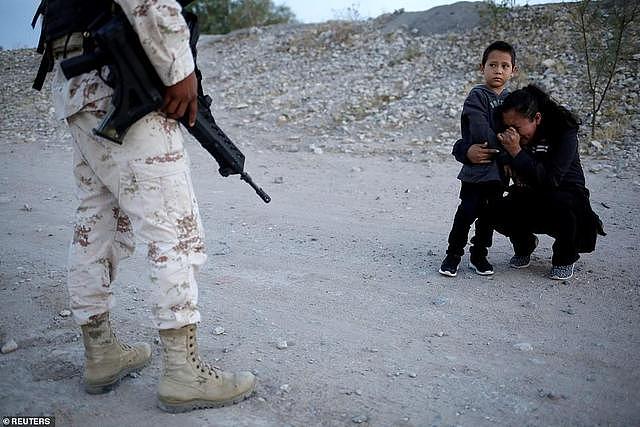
[188,328,221,378]
[196,356,222,378]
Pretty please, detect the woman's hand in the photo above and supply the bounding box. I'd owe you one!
[497,127,522,157]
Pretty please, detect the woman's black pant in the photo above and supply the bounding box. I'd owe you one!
[489,187,589,266]
[445,181,504,258]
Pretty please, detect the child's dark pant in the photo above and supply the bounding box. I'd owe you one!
[446,181,504,258]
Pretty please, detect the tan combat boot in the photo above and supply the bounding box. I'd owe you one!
[157,324,256,413]
[80,312,152,394]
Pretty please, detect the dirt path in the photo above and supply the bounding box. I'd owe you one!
[1,122,639,426]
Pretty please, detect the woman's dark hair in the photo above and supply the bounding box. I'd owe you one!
[499,84,579,130]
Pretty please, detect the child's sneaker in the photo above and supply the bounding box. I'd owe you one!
[439,255,461,277]
[550,263,574,280]
[469,256,494,275]
[509,236,538,268]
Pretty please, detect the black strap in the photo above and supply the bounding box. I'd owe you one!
[32,0,46,28]
[33,48,53,91]
[36,27,46,54]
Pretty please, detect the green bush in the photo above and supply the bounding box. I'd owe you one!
[187,0,296,34]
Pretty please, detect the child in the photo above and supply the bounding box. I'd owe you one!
[492,84,605,280]
[439,41,517,277]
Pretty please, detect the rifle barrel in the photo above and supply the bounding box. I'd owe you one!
[241,172,271,203]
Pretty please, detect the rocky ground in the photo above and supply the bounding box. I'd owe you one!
[1,2,639,426]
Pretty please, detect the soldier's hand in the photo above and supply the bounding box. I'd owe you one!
[162,72,198,127]
[466,142,499,164]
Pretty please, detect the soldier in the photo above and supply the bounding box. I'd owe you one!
[32,0,256,412]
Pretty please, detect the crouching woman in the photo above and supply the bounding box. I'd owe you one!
[490,84,605,280]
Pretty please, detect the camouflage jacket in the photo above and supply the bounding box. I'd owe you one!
[52,0,194,120]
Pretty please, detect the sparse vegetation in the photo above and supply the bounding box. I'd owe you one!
[570,0,639,137]
[479,0,517,28]
[331,3,364,22]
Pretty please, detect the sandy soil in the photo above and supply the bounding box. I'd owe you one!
[1,110,639,427]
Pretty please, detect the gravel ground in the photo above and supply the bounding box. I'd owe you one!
[1,2,639,426]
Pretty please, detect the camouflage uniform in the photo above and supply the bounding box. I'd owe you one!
[53,0,205,329]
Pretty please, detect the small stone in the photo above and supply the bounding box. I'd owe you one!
[276,340,288,350]
[432,296,448,306]
[59,309,72,318]
[279,384,290,393]
[352,414,368,424]
[538,389,566,401]
[1,339,18,354]
[276,114,289,125]
[310,144,324,154]
[513,342,533,352]
[408,372,417,378]
[590,140,603,150]
[214,326,225,335]
[128,372,140,378]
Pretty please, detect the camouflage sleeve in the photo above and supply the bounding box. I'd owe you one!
[114,0,195,86]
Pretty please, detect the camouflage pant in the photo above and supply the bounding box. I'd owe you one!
[66,110,206,329]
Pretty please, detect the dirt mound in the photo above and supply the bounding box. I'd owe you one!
[381,1,488,35]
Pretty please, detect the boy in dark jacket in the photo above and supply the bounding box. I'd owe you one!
[439,41,517,277]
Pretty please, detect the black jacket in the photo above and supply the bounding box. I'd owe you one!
[509,121,604,252]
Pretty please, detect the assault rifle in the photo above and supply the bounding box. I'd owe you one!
[60,10,270,203]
